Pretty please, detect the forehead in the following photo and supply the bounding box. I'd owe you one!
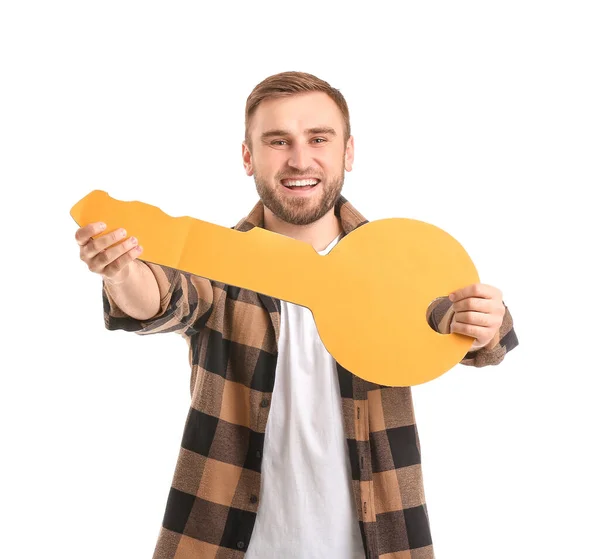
[251,91,344,135]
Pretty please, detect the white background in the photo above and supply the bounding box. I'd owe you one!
[1,1,598,558]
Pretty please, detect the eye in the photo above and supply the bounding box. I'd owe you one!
[270,138,327,146]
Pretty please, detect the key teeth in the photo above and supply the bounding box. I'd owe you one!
[80,189,196,224]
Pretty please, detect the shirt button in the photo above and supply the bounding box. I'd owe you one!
[237,541,245,549]
[260,398,270,408]
[249,494,258,504]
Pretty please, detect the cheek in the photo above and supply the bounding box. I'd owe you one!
[266,162,285,180]
[255,164,274,182]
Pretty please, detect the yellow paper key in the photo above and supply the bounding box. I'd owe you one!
[70,190,479,386]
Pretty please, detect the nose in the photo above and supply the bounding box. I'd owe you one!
[287,142,311,171]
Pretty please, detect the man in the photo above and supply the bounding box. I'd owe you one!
[75,71,518,559]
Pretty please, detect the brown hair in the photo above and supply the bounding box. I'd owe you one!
[244,71,351,150]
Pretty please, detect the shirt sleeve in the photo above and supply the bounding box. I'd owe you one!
[102,261,214,338]
[426,296,519,367]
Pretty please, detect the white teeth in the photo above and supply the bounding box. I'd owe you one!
[282,179,319,187]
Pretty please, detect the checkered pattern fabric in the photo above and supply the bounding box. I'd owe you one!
[103,196,518,558]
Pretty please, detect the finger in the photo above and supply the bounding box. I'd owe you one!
[103,245,144,279]
[450,283,499,303]
[453,310,497,329]
[450,321,491,340]
[88,236,139,273]
[452,297,495,313]
[75,222,106,246]
[82,227,128,261]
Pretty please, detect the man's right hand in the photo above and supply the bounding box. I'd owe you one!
[75,222,144,284]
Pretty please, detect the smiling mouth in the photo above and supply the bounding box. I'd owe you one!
[280,179,321,191]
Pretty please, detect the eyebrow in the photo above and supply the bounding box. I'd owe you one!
[260,126,337,141]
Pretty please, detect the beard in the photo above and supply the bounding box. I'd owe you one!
[254,164,345,226]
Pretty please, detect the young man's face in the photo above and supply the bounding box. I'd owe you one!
[242,91,354,226]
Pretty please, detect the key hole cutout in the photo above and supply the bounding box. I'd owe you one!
[426,296,454,336]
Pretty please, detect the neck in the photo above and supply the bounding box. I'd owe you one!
[263,206,343,252]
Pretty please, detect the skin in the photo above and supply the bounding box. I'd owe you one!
[241,91,353,252]
[75,223,143,283]
[74,90,506,349]
[449,284,506,350]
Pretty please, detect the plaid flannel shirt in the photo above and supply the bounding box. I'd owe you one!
[103,196,518,559]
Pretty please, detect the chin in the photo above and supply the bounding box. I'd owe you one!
[255,174,342,226]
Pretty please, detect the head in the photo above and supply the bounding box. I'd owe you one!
[242,71,354,226]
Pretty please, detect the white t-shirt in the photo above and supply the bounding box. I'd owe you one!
[246,233,366,559]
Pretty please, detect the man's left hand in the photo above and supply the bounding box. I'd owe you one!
[448,284,505,351]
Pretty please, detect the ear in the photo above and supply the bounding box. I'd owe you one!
[242,142,254,176]
[344,136,355,172]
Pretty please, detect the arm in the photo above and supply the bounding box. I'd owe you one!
[427,293,519,367]
[103,259,160,320]
[103,260,214,337]
[76,221,213,338]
